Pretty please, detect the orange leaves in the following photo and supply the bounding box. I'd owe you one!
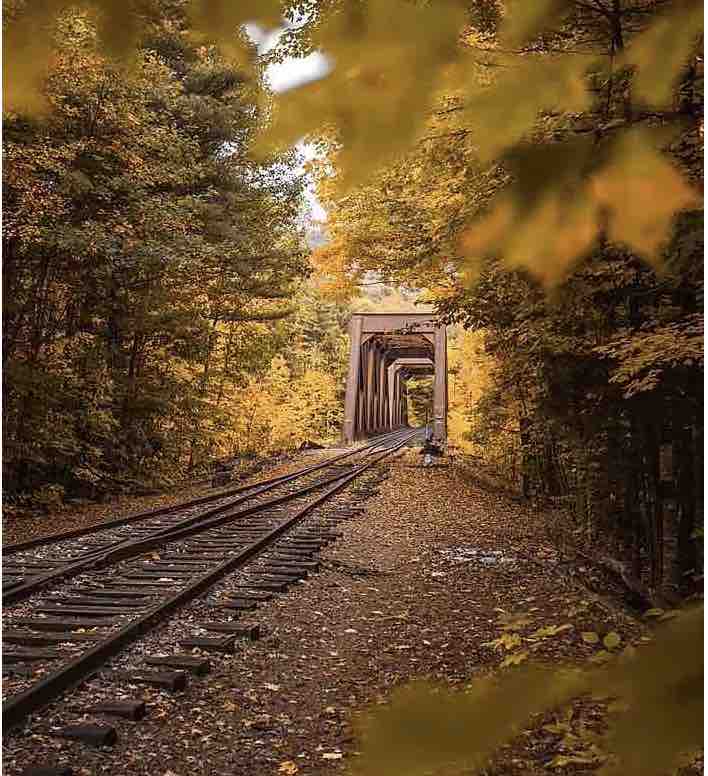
[460,130,701,287]
[309,237,362,302]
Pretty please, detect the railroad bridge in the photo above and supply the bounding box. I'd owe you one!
[342,313,448,444]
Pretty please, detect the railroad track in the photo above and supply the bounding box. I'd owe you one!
[2,428,415,604]
[2,428,420,749]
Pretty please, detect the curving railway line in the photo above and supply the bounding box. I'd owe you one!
[2,428,420,750]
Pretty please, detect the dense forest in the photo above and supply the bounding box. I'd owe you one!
[3,2,353,507]
[3,0,703,602]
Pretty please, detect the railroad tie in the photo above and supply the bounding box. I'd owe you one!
[3,631,100,646]
[34,605,136,617]
[259,565,309,577]
[41,596,147,609]
[4,648,62,663]
[10,616,120,631]
[214,598,258,611]
[21,765,74,775]
[143,655,211,675]
[179,634,236,653]
[3,663,35,677]
[90,700,146,720]
[198,622,260,640]
[238,578,290,593]
[267,557,320,569]
[118,669,188,691]
[54,724,118,747]
[70,587,159,599]
[225,588,272,601]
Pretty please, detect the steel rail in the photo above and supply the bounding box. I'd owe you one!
[3,428,412,556]
[2,428,418,730]
[3,430,414,604]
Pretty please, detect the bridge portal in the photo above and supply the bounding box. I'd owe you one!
[342,313,447,443]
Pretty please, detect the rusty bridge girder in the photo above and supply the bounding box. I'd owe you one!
[342,313,448,443]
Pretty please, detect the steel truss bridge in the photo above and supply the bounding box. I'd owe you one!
[342,313,448,444]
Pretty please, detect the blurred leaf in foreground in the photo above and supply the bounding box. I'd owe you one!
[187,0,281,64]
[621,2,703,105]
[3,0,66,113]
[590,128,702,264]
[353,668,585,775]
[597,606,703,776]
[460,129,701,286]
[353,607,703,776]
[254,0,466,190]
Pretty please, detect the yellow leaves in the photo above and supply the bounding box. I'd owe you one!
[482,632,522,651]
[277,760,299,774]
[460,129,701,287]
[187,0,281,65]
[497,612,533,631]
[527,623,573,641]
[589,649,613,665]
[603,632,621,650]
[463,56,590,162]
[581,631,600,644]
[500,650,529,668]
[549,753,599,768]
[644,607,665,618]
[589,129,702,264]
[255,0,466,189]
[622,3,703,105]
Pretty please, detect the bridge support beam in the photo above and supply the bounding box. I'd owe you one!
[342,314,447,444]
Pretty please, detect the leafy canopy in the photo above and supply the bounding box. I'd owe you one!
[5,0,703,284]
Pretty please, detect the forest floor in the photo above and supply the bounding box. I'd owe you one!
[2,447,701,776]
